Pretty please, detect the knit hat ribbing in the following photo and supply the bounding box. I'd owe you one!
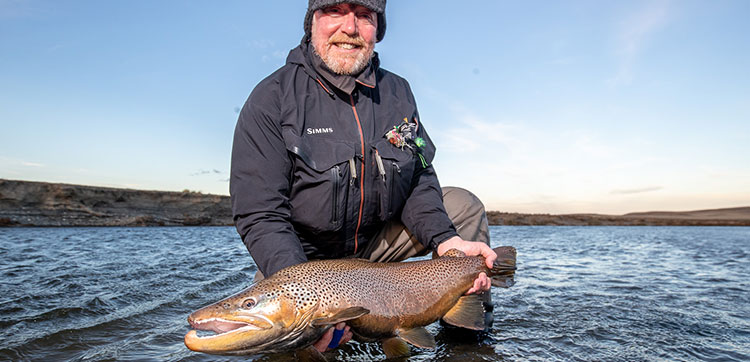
[304,0,387,43]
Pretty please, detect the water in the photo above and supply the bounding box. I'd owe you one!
[0,226,748,361]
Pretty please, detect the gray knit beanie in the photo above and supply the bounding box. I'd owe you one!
[304,0,387,42]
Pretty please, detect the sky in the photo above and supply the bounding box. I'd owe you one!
[1,0,749,214]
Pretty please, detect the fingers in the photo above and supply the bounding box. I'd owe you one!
[313,326,334,353]
[465,272,490,295]
[313,323,352,353]
[339,324,353,345]
[481,243,497,268]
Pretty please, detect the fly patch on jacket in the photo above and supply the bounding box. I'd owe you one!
[385,117,429,168]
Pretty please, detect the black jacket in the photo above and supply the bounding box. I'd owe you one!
[230,43,458,277]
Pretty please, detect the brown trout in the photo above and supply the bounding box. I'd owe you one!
[184,246,516,359]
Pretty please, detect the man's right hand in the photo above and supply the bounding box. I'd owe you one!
[437,236,497,295]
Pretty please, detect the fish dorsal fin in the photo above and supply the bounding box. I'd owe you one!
[382,337,410,358]
[490,246,517,288]
[311,306,370,326]
[396,326,436,349]
[442,248,466,258]
[296,345,328,362]
[441,294,485,330]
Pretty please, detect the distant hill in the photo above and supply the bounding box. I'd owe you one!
[487,207,750,226]
[1,179,748,227]
[0,179,231,227]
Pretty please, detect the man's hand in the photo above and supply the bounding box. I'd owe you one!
[312,322,352,353]
[437,236,497,295]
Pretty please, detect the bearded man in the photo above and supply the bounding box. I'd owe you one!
[230,0,497,352]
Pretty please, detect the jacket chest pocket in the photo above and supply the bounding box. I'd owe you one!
[372,139,416,221]
[284,132,355,235]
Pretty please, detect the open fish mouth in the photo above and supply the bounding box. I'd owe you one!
[188,316,273,340]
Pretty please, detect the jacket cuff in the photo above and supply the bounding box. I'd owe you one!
[429,230,460,251]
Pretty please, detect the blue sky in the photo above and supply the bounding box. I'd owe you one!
[1,0,748,214]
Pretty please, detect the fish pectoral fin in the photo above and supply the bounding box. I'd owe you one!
[296,346,328,362]
[311,306,370,326]
[490,246,517,288]
[382,337,410,358]
[441,294,485,330]
[396,327,436,349]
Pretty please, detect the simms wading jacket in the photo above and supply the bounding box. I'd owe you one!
[230,43,458,277]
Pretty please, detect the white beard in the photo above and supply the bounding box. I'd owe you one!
[320,47,372,75]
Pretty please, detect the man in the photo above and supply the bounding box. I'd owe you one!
[230,0,497,353]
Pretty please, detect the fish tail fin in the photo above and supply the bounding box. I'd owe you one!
[489,246,516,288]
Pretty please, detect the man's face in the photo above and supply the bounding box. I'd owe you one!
[311,3,377,75]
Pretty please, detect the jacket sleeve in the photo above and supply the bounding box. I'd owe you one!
[230,79,307,277]
[399,83,459,250]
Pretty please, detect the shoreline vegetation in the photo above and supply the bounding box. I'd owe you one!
[1,179,749,227]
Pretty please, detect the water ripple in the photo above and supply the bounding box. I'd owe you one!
[0,226,748,360]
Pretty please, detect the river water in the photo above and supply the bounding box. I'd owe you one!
[0,226,748,361]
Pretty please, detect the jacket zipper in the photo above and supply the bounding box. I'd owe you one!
[349,94,365,254]
[331,165,340,227]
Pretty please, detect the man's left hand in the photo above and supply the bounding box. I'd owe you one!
[312,322,352,353]
[437,236,497,295]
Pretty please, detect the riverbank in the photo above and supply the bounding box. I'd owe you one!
[0,179,231,227]
[1,179,748,227]
[487,209,750,226]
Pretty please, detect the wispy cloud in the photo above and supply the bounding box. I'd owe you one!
[249,39,275,49]
[610,186,663,195]
[249,39,286,63]
[608,0,671,86]
[47,43,65,53]
[262,50,286,63]
[438,114,524,154]
[190,169,222,176]
[21,161,44,167]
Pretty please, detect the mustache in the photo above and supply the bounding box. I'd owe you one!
[327,34,367,47]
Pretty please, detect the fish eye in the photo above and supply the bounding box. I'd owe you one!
[241,298,256,309]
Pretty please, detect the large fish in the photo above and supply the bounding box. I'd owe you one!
[184,246,516,359]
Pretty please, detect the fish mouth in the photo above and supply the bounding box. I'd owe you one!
[187,315,273,340]
[185,315,277,353]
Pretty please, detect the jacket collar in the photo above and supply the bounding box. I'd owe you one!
[287,41,378,95]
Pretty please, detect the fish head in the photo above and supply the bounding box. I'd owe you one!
[184,279,320,355]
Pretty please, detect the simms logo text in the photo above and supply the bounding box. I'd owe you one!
[306,127,334,135]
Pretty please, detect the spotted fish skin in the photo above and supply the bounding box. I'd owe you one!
[275,257,481,337]
[184,247,516,356]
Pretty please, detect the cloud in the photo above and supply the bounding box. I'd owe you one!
[428,105,689,214]
[261,50,286,63]
[610,186,663,195]
[190,169,222,176]
[21,161,44,167]
[608,0,671,86]
[47,43,65,53]
[248,39,286,63]
[437,114,524,154]
[250,39,275,49]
